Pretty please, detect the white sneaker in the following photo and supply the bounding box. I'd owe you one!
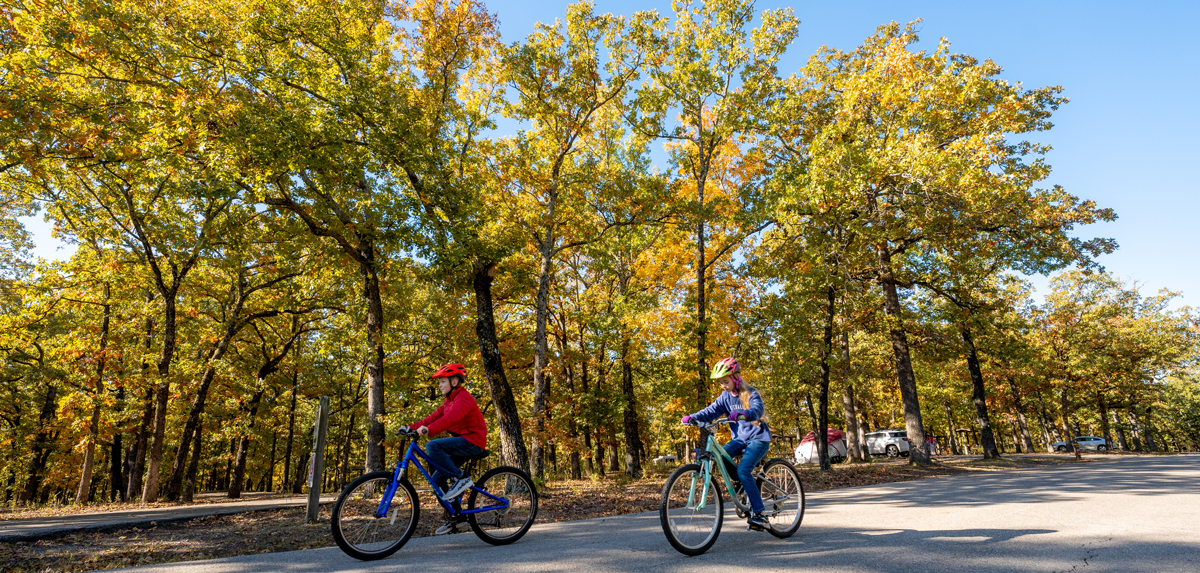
[434,521,457,535]
[441,477,474,500]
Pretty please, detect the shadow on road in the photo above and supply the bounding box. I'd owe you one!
[117,455,1200,573]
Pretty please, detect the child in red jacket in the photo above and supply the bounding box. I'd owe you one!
[410,363,487,533]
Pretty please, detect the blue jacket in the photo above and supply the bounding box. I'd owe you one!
[691,387,771,443]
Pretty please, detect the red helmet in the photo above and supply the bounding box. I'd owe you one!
[431,363,466,379]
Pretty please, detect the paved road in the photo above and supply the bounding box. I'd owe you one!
[0,494,336,542]
[117,455,1200,572]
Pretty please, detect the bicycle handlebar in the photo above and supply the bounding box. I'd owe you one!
[687,418,734,430]
[396,427,421,439]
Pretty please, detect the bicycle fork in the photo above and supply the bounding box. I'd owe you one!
[687,460,713,511]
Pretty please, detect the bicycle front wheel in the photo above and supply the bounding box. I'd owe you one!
[660,463,723,556]
[331,471,420,561]
[760,458,805,538]
[467,466,538,545]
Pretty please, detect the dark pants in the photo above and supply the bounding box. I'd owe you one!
[426,437,483,493]
[724,439,770,513]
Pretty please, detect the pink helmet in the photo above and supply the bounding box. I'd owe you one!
[710,357,743,390]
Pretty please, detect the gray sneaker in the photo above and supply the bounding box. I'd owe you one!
[434,521,458,535]
[441,477,474,500]
[747,512,770,531]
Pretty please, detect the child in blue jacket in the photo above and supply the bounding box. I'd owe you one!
[682,357,772,530]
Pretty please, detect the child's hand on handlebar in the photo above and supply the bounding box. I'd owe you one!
[417,425,429,436]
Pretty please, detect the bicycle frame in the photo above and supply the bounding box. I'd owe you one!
[686,420,790,515]
[373,438,508,519]
[687,421,750,513]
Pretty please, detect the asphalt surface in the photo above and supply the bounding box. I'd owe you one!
[0,494,336,542]
[116,455,1200,573]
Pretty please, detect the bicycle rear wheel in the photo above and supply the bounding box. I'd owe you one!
[331,471,420,560]
[467,466,538,545]
[760,458,804,538]
[660,463,723,556]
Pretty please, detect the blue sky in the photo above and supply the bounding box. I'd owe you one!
[481,0,1200,306]
[24,1,1198,306]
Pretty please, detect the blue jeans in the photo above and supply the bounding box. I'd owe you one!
[724,439,770,514]
[425,437,483,493]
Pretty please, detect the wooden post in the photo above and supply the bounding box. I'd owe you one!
[306,396,330,524]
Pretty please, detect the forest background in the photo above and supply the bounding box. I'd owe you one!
[1,0,1197,508]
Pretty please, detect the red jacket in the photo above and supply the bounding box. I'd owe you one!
[414,386,487,449]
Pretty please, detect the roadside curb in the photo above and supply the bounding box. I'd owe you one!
[0,497,337,543]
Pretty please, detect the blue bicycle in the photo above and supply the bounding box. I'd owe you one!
[331,428,538,560]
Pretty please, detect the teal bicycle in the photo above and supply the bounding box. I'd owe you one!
[659,418,805,555]
[331,428,537,560]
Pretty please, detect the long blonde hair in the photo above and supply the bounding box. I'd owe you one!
[731,371,769,427]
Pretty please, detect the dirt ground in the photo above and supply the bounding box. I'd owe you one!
[0,456,1086,573]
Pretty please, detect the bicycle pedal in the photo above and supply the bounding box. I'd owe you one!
[748,524,766,532]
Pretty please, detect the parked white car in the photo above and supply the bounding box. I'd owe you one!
[865,430,911,457]
[1051,436,1110,452]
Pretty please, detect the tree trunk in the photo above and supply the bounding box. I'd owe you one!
[857,402,870,459]
[127,304,156,501]
[359,258,387,475]
[472,263,529,471]
[579,333,594,476]
[127,387,155,500]
[1035,391,1057,452]
[1097,393,1113,449]
[1142,406,1157,452]
[143,294,180,503]
[1007,377,1036,453]
[960,325,999,459]
[1060,388,1075,448]
[267,430,278,492]
[165,366,215,501]
[339,411,355,490]
[840,332,863,462]
[696,200,708,411]
[20,385,59,503]
[620,339,643,478]
[942,401,960,455]
[816,285,836,471]
[76,284,111,504]
[283,377,298,487]
[564,342,582,480]
[594,442,606,477]
[229,388,266,499]
[291,430,311,494]
[875,244,929,464]
[1112,410,1128,451]
[109,380,125,502]
[1127,408,1142,452]
[182,418,203,502]
[530,209,557,482]
[804,392,818,433]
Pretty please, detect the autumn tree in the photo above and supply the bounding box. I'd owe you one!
[631,0,797,408]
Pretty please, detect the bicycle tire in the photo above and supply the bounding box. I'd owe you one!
[659,463,723,556]
[331,471,420,561]
[467,466,538,545]
[760,458,804,538]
